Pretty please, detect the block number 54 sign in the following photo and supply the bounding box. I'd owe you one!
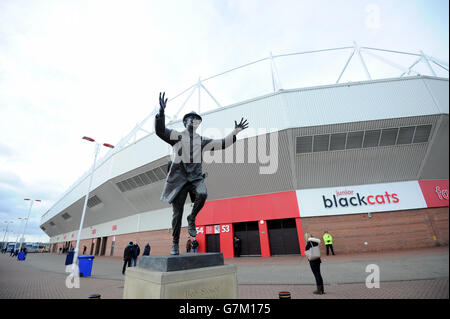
[196,225,231,234]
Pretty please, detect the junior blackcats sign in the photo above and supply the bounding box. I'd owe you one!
[296,181,428,217]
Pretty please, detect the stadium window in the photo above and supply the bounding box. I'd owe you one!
[296,136,313,154]
[138,172,151,185]
[87,195,102,208]
[145,170,159,183]
[396,126,415,145]
[160,164,169,176]
[346,131,364,149]
[380,128,399,146]
[413,125,432,143]
[363,130,381,148]
[153,167,166,180]
[121,180,133,191]
[115,181,126,192]
[126,178,138,189]
[313,134,330,152]
[329,133,346,151]
[133,175,145,187]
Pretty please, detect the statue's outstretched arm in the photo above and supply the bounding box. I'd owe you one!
[202,117,249,150]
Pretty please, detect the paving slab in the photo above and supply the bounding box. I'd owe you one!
[0,246,448,299]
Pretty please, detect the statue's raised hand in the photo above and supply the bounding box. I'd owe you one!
[234,118,249,132]
[159,92,168,115]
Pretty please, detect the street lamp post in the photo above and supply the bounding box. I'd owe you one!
[2,221,14,250]
[71,136,114,275]
[20,199,41,251]
[14,218,26,250]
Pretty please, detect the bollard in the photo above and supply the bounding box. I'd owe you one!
[279,291,291,299]
[88,294,101,299]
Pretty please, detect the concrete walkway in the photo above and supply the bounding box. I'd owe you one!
[0,246,448,299]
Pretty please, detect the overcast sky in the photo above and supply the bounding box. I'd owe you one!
[0,0,448,243]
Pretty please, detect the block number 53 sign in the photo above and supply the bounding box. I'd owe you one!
[196,224,231,234]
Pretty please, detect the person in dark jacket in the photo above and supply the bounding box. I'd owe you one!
[191,238,199,253]
[131,243,140,267]
[186,238,192,253]
[234,236,241,257]
[122,242,133,275]
[143,243,151,256]
[304,232,325,295]
[155,92,249,255]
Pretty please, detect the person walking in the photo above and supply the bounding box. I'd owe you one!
[304,232,325,295]
[191,238,199,253]
[122,242,133,275]
[186,238,192,253]
[132,243,140,267]
[143,243,151,256]
[323,231,335,256]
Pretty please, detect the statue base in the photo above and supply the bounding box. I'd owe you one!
[123,253,238,299]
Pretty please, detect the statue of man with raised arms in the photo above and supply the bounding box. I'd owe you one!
[155,92,249,255]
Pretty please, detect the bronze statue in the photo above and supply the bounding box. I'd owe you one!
[155,92,249,255]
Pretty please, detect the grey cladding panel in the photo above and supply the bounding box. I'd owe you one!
[418,115,449,180]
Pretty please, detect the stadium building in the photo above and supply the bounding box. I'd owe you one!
[40,45,449,258]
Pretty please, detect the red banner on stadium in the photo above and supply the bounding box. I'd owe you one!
[419,180,449,208]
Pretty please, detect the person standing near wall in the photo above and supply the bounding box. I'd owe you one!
[234,236,241,257]
[323,231,335,256]
[132,242,140,267]
[304,232,325,295]
[186,238,192,253]
[191,238,199,253]
[143,242,151,256]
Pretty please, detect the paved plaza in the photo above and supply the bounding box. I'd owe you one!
[0,246,448,299]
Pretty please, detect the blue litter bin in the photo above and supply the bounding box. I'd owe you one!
[78,255,95,277]
[65,251,75,265]
[18,252,26,261]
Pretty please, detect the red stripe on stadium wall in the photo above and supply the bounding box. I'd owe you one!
[196,191,302,257]
[197,191,300,225]
[419,180,449,208]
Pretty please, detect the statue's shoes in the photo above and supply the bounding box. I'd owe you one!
[170,243,179,255]
[187,215,197,237]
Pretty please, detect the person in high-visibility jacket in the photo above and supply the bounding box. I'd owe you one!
[323,231,335,256]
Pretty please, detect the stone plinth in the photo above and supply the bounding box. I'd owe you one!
[123,253,237,299]
[139,253,224,272]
